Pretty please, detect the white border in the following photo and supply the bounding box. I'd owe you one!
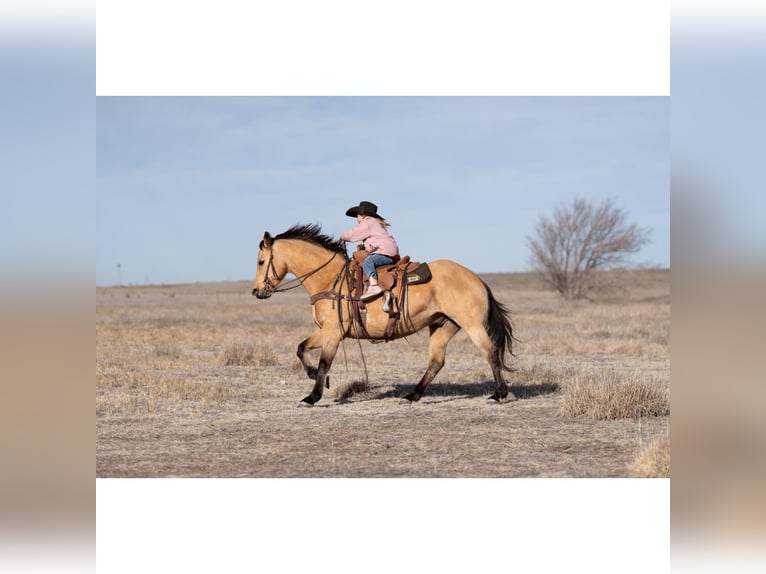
[97,478,669,573]
[96,0,669,95]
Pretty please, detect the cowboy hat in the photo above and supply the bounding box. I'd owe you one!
[345,200,384,219]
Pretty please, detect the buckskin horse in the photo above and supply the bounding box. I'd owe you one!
[251,223,517,407]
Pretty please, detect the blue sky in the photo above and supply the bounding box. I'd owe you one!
[97,96,669,285]
[1,32,93,281]
[672,34,766,264]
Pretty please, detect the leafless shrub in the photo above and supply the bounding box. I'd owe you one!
[527,197,651,299]
[560,369,669,420]
[628,434,670,477]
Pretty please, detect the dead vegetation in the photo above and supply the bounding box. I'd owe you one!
[96,270,669,477]
[559,368,669,420]
[628,433,671,478]
[217,340,280,367]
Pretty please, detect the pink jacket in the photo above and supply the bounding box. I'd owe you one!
[341,216,400,257]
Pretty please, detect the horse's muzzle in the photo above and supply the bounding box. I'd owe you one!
[252,287,271,299]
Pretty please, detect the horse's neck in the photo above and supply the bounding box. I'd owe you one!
[278,241,346,294]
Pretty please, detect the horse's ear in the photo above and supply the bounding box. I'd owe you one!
[260,232,273,249]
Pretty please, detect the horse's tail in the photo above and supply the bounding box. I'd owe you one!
[482,281,516,371]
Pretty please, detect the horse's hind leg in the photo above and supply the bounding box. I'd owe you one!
[488,355,516,402]
[404,318,460,402]
[462,324,517,402]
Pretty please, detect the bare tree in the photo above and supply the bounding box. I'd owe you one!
[527,197,651,299]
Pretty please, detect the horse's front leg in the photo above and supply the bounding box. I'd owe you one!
[299,337,341,407]
[296,329,324,381]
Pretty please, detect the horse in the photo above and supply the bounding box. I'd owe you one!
[251,223,518,407]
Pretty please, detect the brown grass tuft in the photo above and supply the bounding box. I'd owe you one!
[97,392,156,415]
[218,341,255,365]
[331,378,370,401]
[149,375,231,404]
[152,340,183,359]
[218,340,279,367]
[560,369,669,420]
[629,434,670,477]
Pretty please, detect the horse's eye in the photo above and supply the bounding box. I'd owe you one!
[258,260,265,266]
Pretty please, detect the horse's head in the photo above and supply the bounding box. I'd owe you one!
[252,231,287,299]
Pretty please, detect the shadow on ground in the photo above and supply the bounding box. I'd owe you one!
[509,382,560,399]
[359,380,560,402]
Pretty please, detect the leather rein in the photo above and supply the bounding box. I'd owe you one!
[261,248,345,297]
[262,246,369,381]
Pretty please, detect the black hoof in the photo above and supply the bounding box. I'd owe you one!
[488,391,518,403]
[403,392,421,402]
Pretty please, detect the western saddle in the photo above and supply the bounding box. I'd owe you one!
[348,248,431,340]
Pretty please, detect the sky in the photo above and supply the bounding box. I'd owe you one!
[96,96,669,285]
[672,33,766,267]
[1,22,93,282]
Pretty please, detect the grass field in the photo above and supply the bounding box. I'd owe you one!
[96,269,669,477]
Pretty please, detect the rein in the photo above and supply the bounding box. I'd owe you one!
[262,243,371,384]
[305,258,372,385]
[263,250,342,296]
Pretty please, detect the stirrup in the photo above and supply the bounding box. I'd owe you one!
[382,292,392,313]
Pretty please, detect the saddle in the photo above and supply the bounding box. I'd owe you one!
[351,250,430,291]
[350,249,432,340]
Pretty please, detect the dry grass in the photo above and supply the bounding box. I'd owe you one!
[330,378,371,401]
[218,340,280,366]
[218,341,256,366]
[96,270,670,477]
[629,434,671,477]
[559,368,669,420]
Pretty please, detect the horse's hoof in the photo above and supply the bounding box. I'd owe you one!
[402,393,420,403]
[488,392,517,404]
[298,400,314,408]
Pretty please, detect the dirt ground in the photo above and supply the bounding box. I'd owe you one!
[96,270,669,477]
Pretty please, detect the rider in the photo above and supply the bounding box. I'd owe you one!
[340,201,400,300]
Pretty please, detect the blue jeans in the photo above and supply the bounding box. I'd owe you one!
[362,253,395,283]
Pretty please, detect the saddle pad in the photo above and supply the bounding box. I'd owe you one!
[405,262,431,285]
[374,260,431,291]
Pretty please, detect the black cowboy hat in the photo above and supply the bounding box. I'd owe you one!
[345,200,384,219]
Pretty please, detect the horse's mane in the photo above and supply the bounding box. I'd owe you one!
[274,223,346,255]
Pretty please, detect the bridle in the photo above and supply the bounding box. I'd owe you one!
[260,246,344,297]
